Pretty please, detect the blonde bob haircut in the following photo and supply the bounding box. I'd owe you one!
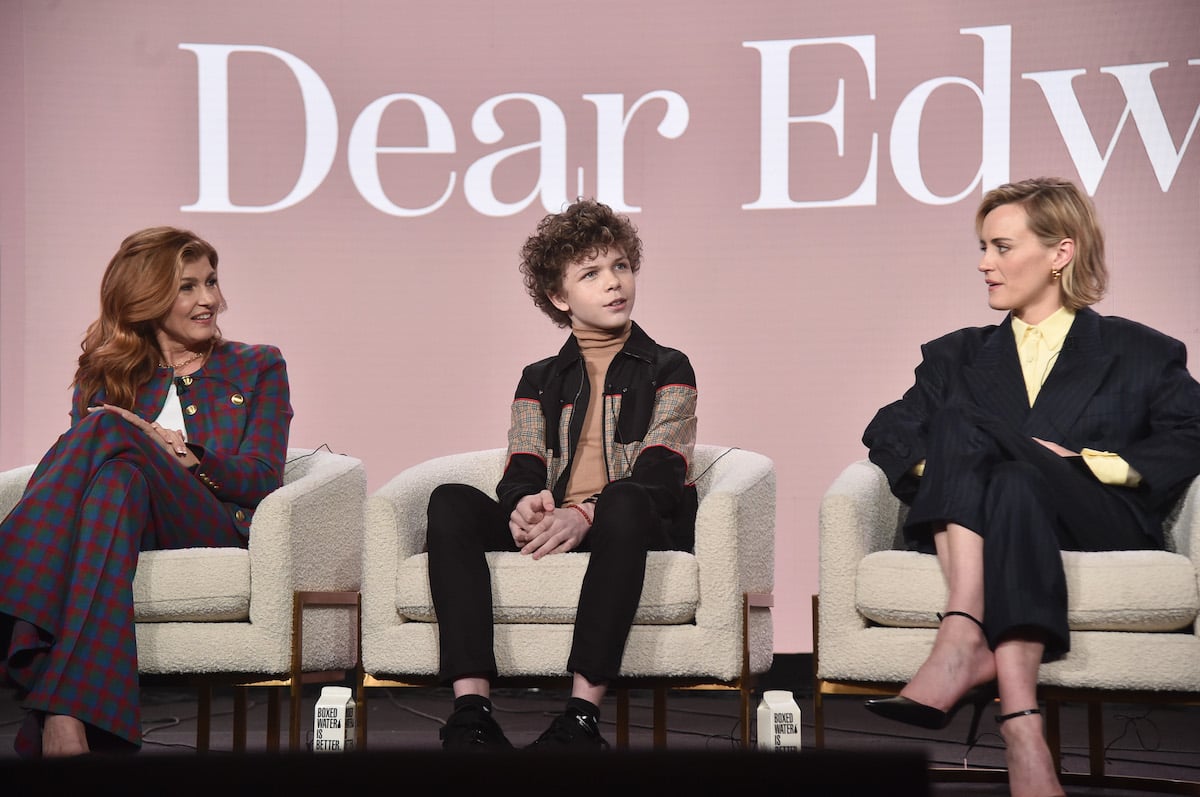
[975,177,1107,310]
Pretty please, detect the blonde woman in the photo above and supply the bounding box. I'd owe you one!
[862,179,1200,796]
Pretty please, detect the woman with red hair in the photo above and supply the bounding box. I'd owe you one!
[0,227,292,756]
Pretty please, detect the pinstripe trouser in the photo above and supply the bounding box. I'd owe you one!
[901,405,1156,660]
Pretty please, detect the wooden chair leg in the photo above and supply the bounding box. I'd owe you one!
[267,688,281,753]
[290,591,303,752]
[812,594,825,749]
[290,677,302,752]
[814,686,825,749]
[653,685,667,749]
[233,688,247,753]
[196,683,212,753]
[737,590,771,750]
[1087,700,1105,777]
[616,687,630,749]
[1045,699,1061,772]
[356,667,367,750]
[740,678,753,749]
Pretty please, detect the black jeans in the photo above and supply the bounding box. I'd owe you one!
[426,480,679,684]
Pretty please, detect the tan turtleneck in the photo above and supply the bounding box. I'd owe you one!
[564,322,632,508]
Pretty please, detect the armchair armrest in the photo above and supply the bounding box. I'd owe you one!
[1164,475,1200,561]
[0,465,36,518]
[691,446,776,625]
[361,448,504,637]
[689,445,776,677]
[1162,475,1200,636]
[246,448,366,635]
[818,460,905,645]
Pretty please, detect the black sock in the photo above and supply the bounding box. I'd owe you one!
[453,694,493,714]
[566,697,599,720]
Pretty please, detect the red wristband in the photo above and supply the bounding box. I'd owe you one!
[568,504,592,525]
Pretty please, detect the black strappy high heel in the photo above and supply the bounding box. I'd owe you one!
[864,611,997,744]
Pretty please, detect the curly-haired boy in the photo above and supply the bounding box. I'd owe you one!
[426,198,699,749]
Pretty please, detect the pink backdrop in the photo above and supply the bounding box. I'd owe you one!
[3,0,1198,654]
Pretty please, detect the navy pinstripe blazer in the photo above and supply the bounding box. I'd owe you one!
[69,340,293,534]
[864,308,1200,542]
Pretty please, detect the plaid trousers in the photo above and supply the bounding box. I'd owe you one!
[0,410,245,751]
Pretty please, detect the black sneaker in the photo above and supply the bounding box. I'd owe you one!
[527,710,609,750]
[439,705,514,751]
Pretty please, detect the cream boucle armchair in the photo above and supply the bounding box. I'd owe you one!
[360,444,776,748]
[0,447,366,752]
[815,459,1200,787]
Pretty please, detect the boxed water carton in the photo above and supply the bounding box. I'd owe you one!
[313,685,356,752]
[756,689,801,751]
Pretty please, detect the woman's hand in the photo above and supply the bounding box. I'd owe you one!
[89,404,200,469]
[509,490,591,559]
[1032,437,1078,457]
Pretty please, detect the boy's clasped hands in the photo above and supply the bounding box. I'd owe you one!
[509,489,592,558]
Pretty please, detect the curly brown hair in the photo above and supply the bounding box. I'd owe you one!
[519,198,642,327]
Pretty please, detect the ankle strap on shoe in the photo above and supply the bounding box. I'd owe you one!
[995,708,1041,724]
[937,610,986,632]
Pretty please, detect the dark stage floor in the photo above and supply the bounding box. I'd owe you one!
[1,675,1197,795]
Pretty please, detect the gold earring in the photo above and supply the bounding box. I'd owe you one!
[1051,268,1061,281]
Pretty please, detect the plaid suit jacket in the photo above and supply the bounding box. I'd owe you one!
[69,339,293,535]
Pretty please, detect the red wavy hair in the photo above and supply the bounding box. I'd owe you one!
[72,227,220,417]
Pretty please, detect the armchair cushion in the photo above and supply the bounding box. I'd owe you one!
[856,549,1198,632]
[395,550,699,624]
[818,459,1200,692]
[133,547,250,622]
